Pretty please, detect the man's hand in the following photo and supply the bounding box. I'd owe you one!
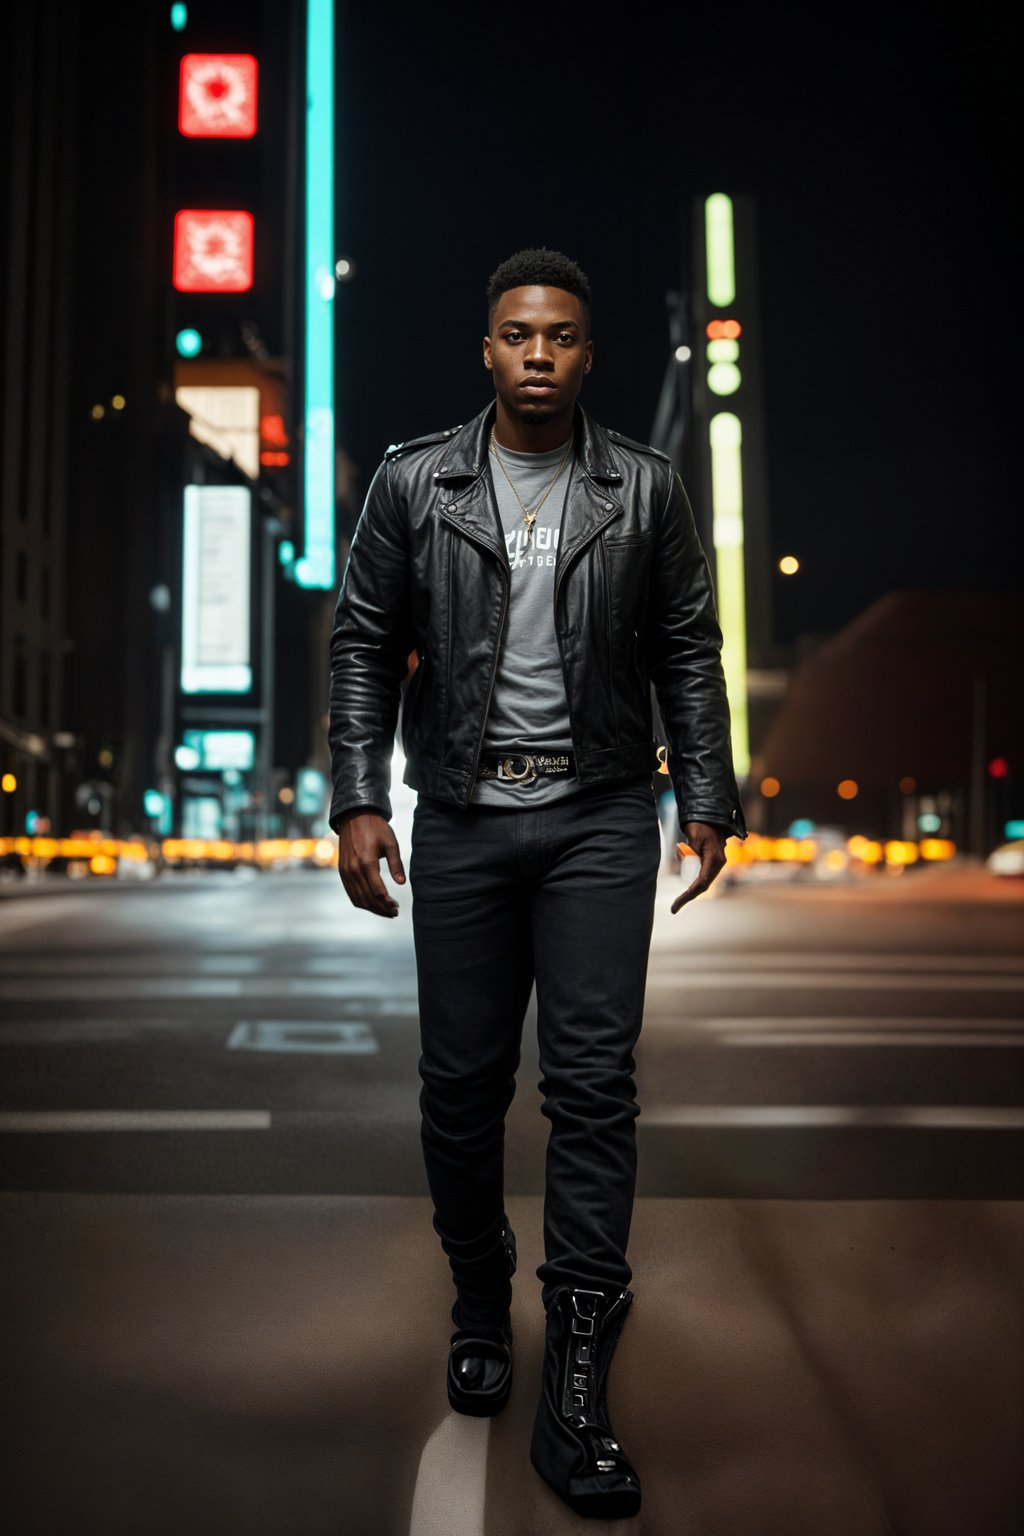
[336,811,406,918]
[671,820,730,914]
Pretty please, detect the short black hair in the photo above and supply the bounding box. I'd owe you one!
[486,248,591,332]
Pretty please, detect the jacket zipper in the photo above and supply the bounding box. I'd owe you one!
[437,507,510,795]
[552,473,622,766]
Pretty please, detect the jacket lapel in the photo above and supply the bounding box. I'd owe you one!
[433,405,506,566]
[437,470,506,565]
[554,408,623,594]
[555,464,622,593]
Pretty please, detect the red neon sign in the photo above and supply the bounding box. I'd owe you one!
[173,210,254,292]
[179,54,258,138]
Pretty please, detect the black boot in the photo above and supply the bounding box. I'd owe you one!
[530,1285,641,1519]
[446,1224,517,1417]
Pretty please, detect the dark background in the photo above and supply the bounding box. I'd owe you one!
[332,1,1019,644]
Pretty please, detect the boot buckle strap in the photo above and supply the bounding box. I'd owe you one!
[570,1288,604,1335]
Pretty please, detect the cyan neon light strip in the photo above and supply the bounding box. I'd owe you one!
[295,0,335,590]
[705,194,735,309]
[709,412,749,775]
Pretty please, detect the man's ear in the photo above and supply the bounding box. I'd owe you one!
[482,335,493,371]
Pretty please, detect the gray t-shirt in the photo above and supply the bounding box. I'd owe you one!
[469,437,589,808]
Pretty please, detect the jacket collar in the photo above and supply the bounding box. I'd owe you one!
[433,400,625,575]
[434,400,623,485]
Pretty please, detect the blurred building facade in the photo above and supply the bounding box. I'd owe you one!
[1,6,82,836]
[749,591,1023,851]
[1,1,337,839]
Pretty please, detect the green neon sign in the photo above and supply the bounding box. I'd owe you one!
[295,0,335,590]
[705,193,736,309]
[709,412,749,775]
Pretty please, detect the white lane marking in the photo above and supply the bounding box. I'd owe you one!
[5,950,1017,977]
[660,1018,1024,1047]
[720,1031,1024,1047]
[0,978,417,1001]
[682,1017,1024,1032]
[0,1110,271,1132]
[0,978,244,999]
[2,972,1018,1001]
[641,1105,1024,1129]
[409,1413,489,1536]
[226,1020,378,1054]
[196,955,262,974]
[645,972,1024,991]
[652,953,1024,972]
[277,981,416,1000]
[0,954,410,977]
[0,899,87,936]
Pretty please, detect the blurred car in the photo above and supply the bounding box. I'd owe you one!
[986,840,1024,878]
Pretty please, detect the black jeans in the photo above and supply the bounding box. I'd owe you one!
[408,776,662,1326]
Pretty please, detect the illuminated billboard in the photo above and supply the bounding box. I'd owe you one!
[174,385,260,478]
[179,54,258,138]
[173,210,254,293]
[181,486,252,694]
[182,730,256,770]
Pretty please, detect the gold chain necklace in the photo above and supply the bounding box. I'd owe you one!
[489,429,573,543]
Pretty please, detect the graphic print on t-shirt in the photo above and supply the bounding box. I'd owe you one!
[506,522,560,570]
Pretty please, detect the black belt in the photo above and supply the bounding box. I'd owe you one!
[476,751,576,786]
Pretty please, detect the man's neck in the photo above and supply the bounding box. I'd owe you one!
[492,399,575,453]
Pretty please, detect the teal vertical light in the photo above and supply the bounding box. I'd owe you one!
[295,0,335,589]
[170,3,187,31]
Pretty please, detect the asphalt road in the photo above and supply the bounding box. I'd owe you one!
[1,858,1022,1534]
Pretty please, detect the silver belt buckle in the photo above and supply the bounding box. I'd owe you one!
[501,753,537,784]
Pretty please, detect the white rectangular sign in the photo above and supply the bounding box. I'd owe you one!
[181,485,252,694]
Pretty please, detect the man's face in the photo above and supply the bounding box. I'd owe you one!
[483,286,592,426]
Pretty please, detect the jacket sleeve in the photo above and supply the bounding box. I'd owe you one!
[327,459,415,830]
[647,465,748,840]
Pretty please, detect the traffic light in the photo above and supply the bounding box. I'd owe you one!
[176,327,203,358]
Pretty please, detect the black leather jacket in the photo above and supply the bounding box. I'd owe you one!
[328,401,747,838]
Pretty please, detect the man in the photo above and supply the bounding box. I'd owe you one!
[328,248,746,1520]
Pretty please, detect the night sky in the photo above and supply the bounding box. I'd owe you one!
[333,4,1018,644]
